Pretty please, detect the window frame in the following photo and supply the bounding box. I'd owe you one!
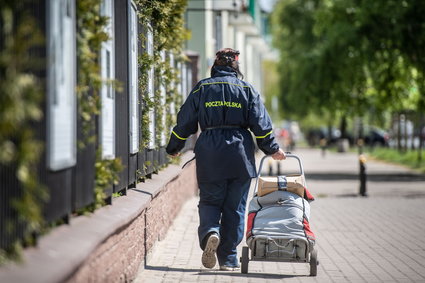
[128,1,139,154]
[100,0,116,160]
[46,0,77,171]
[146,23,155,149]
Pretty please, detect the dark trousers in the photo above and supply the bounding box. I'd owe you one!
[198,178,251,267]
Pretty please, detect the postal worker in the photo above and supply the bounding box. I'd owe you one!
[166,48,286,271]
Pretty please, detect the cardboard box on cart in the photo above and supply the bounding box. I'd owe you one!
[257,175,306,197]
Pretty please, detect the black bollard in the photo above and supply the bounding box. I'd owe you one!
[359,154,367,196]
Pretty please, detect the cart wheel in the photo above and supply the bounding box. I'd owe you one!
[309,249,318,276]
[241,246,249,274]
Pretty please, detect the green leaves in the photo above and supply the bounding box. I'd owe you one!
[136,0,187,150]
[77,0,125,207]
[94,152,123,209]
[273,0,425,122]
[77,0,108,141]
[0,1,46,257]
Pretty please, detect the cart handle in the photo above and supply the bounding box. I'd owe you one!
[253,153,305,197]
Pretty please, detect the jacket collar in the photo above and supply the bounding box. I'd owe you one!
[211,66,237,78]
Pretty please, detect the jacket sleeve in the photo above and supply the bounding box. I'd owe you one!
[166,84,200,155]
[248,87,279,155]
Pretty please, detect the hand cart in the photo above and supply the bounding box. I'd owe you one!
[240,153,318,276]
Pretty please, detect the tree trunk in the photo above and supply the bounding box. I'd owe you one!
[340,115,347,139]
[411,115,416,150]
[327,123,333,143]
[397,113,402,152]
[358,117,364,155]
[417,74,425,164]
[403,113,408,152]
[419,114,424,164]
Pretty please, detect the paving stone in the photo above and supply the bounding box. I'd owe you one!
[135,148,425,282]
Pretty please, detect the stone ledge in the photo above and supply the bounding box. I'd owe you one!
[0,152,197,283]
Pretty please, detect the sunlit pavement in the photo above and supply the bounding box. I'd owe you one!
[135,148,425,283]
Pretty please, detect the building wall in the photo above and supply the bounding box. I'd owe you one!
[186,0,208,79]
[186,0,270,95]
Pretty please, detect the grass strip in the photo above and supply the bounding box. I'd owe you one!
[366,147,425,173]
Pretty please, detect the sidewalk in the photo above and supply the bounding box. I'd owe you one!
[134,148,425,282]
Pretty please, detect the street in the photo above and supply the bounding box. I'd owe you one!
[135,148,425,283]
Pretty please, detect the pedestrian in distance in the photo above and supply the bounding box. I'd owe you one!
[166,48,286,271]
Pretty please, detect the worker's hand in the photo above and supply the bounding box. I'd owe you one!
[271,148,286,160]
[170,152,181,158]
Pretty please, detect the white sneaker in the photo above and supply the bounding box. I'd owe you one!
[201,233,220,269]
[220,265,240,271]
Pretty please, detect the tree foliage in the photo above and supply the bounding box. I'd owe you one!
[136,0,188,151]
[0,0,46,262]
[272,0,425,121]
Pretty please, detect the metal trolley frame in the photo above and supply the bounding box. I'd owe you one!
[240,154,318,276]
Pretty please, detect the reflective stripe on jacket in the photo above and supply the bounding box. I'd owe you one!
[166,66,279,182]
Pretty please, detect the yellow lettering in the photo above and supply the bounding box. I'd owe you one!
[204,100,243,109]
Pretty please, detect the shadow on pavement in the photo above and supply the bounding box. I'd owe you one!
[145,265,304,279]
[144,265,201,273]
[305,172,425,182]
[335,191,425,197]
[198,271,304,279]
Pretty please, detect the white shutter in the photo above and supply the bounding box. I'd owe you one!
[47,0,77,171]
[129,2,139,154]
[177,61,182,102]
[181,63,188,100]
[100,0,115,159]
[160,51,167,146]
[187,63,192,92]
[169,54,176,116]
[146,23,155,149]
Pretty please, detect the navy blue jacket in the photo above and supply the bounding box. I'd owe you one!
[166,66,279,182]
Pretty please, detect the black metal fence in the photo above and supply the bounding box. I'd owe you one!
[0,0,198,252]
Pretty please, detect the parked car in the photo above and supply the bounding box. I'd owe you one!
[364,128,389,146]
[306,127,342,147]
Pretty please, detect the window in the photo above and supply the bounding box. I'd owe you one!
[176,61,182,103]
[100,0,115,159]
[181,62,188,100]
[169,54,176,116]
[160,51,167,146]
[168,53,176,138]
[146,23,155,149]
[214,12,223,51]
[129,2,139,154]
[47,0,76,171]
